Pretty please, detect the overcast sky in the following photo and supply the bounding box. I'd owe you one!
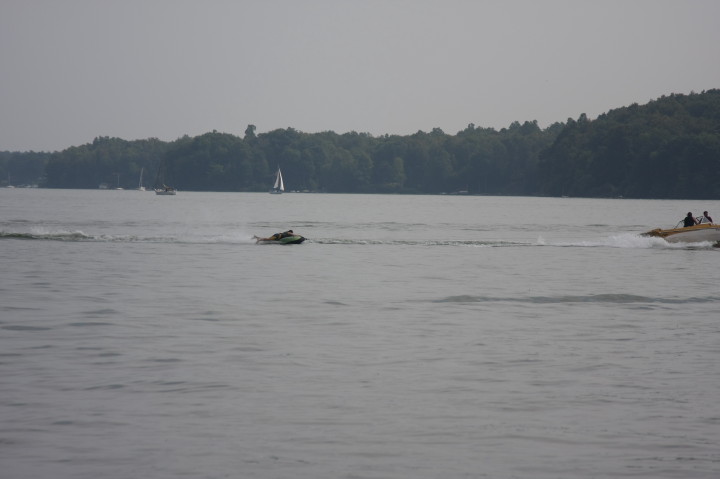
[1,0,719,152]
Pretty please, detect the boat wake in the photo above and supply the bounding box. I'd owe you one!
[316,234,718,249]
[0,231,534,247]
[311,238,530,247]
[2,230,716,249]
[1,230,109,242]
[0,230,258,244]
[538,233,719,250]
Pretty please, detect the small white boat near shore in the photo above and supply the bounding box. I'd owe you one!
[154,186,176,195]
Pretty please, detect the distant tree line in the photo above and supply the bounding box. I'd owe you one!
[0,151,50,187]
[538,90,720,198]
[3,90,719,198]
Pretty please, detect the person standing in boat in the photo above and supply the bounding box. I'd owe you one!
[700,211,713,224]
[683,212,698,227]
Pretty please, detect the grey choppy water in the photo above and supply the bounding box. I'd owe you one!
[1,189,719,478]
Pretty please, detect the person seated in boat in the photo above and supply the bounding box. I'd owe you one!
[700,211,713,224]
[683,212,698,227]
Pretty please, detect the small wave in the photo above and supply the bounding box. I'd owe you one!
[0,230,258,244]
[84,384,125,391]
[2,325,53,331]
[434,294,720,305]
[68,322,114,327]
[0,229,168,243]
[0,230,93,241]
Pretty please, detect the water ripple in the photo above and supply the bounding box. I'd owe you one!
[1,325,53,331]
[434,294,720,304]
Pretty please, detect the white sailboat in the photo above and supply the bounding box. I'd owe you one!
[270,166,284,194]
[137,167,146,191]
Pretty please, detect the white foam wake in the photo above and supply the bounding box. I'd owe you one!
[542,233,717,249]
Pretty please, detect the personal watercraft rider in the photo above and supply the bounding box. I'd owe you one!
[254,230,295,243]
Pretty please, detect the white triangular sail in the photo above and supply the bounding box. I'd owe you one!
[273,167,284,192]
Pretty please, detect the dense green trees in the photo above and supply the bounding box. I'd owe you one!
[42,137,168,189]
[538,90,720,198]
[6,90,720,198]
[0,151,49,187]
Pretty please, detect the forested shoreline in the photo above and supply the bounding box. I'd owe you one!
[2,90,719,198]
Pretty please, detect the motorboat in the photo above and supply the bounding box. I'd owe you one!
[642,222,720,243]
[153,160,176,195]
[155,186,176,195]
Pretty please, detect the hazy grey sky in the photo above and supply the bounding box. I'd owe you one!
[2,0,719,152]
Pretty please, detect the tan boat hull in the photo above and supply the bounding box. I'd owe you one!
[643,223,720,243]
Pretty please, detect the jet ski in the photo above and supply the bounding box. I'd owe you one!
[253,231,306,244]
[255,235,305,245]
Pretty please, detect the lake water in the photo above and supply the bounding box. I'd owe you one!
[1,188,719,479]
